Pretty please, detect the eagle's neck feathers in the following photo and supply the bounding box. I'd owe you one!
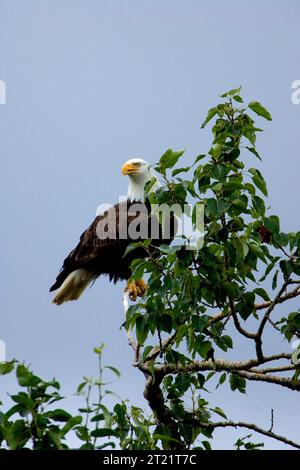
[127,168,160,203]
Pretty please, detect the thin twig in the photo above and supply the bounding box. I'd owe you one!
[269,409,274,433]
[268,317,281,332]
[143,330,178,363]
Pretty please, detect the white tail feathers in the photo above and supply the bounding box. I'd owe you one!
[52,269,96,305]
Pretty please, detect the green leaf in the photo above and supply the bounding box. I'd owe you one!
[206,371,216,381]
[77,381,87,394]
[91,428,118,438]
[160,148,185,170]
[97,404,113,428]
[3,404,24,422]
[194,154,207,164]
[123,242,142,258]
[236,292,255,320]
[16,364,40,387]
[206,198,227,218]
[173,184,187,202]
[220,87,242,98]
[202,440,212,450]
[246,146,262,161]
[90,413,105,422]
[196,340,212,359]
[135,316,149,345]
[272,270,279,289]
[61,416,82,436]
[259,257,280,282]
[264,215,280,235]
[45,409,72,422]
[5,420,31,450]
[174,373,191,394]
[142,345,154,361]
[280,259,294,278]
[248,101,272,121]
[172,166,190,177]
[131,260,148,281]
[201,107,218,128]
[212,406,227,420]
[252,195,265,217]
[222,335,233,349]
[216,372,227,389]
[0,360,15,375]
[233,94,243,103]
[10,392,34,409]
[253,288,270,301]
[104,366,121,378]
[229,374,246,393]
[47,430,63,449]
[249,168,268,196]
[154,434,182,445]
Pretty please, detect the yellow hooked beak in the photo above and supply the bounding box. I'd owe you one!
[121,163,139,175]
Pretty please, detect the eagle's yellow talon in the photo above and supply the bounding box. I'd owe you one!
[125,279,148,301]
[126,281,138,301]
[135,279,148,297]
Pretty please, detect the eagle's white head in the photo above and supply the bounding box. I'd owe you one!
[121,158,160,202]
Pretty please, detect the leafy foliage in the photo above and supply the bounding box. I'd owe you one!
[0,348,161,450]
[1,88,300,450]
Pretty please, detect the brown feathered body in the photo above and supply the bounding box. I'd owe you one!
[50,199,176,304]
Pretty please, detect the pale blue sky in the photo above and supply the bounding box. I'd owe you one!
[1,0,300,449]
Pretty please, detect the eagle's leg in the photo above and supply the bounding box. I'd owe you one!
[125,279,148,301]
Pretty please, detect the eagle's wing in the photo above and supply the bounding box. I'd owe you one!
[50,201,150,291]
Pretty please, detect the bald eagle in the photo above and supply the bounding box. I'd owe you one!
[50,159,176,305]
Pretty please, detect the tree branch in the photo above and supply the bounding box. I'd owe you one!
[249,365,296,374]
[233,369,300,391]
[143,330,178,363]
[196,419,300,449]
[143,375,183,449]
[229,300,257,339]
[256,280,290,360]
[153,353,295,385]
[255,284,300,311]
[210,283,300,328]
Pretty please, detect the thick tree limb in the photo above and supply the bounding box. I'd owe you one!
[151,354,298,391]
[143,375,183,449]
[209,310,229,324]
[139,353,292,376]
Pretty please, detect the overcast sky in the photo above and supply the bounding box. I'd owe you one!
[1,0,300,449]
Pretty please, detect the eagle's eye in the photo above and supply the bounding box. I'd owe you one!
[134,162,141,168]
